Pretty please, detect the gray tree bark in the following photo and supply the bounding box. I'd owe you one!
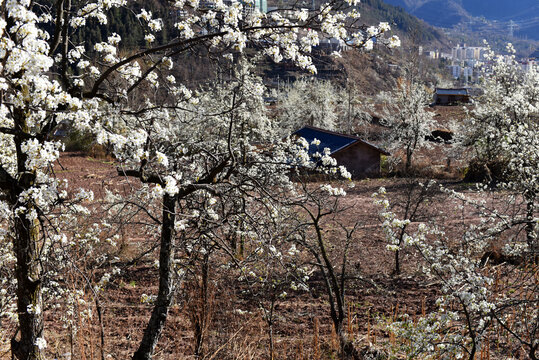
[132,194,176,360]
[10,110,45,360]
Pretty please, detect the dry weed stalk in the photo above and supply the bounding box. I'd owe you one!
[389,330,396,346]
[313,318,320,360]
[296,339,304,360]
[187,264,215,358]
[393,301,399,322]
[347,303,358,339]
[367,311,371,344]
[330,323,339,352]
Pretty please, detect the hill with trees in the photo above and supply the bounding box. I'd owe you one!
[359,0,447,46]
[69,0,447,52]
[383,0,539,42]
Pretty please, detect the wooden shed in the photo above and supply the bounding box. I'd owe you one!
[434,88,470,105]
[292,125,389,179]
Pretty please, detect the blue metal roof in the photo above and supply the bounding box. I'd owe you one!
[293,127,357,156]
[291,125,390,161]
[435,88,469,96]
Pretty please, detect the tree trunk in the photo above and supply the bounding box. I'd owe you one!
[338,326,361,360]
[529,342,538,360]
[267,300,275,360]
[269,323,274,360]
[12,213,44,360]
[11,110,44,360]
[405,147,412,173]
[468,342,476,360]
[394,249,400,275]
[525,193,536,255]
[133,194,176,360]
[194,254,210,358]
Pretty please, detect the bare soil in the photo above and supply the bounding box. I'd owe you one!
[0,152,527,359]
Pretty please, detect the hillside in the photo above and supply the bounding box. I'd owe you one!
[359,0,448,47]
[87,0,447,51]
[383,0,539,42]
[267,0,449,47]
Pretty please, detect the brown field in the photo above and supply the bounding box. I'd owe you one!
[1,151,534,360]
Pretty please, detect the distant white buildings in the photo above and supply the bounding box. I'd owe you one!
[424,43,537,84]
[451,44,487,61]
[520,59,537,72]
[448,65,460,78]
[448,45,487,82]
[461,66,473,79]
[447,64,473,81]
[424,44,487,82]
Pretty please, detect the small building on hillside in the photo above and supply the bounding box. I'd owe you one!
[434,88,470,105]
[292,125,389,179]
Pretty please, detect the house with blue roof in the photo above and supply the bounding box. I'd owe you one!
[292,125,390,179]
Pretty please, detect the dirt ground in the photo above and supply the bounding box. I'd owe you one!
[0,152,530,359]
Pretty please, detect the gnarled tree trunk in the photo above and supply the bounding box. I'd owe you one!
[10,111,45,360]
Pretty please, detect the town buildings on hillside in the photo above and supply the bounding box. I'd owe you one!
[426,44,537,84]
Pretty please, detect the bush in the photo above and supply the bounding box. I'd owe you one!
[61,128,112,159]
[62,128,95,152]
[462,157,510,185]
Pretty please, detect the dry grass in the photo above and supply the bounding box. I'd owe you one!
[0,153,536,359]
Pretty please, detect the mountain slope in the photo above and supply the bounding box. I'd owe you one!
[382,0,539,40]
[461,0,538,21]
[359,0,447,45]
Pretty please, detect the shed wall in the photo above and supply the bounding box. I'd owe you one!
[435,94,470,105]
[332,142,381,178]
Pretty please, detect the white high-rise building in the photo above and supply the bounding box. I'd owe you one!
[449,65,461,79]
[451,44,487,61]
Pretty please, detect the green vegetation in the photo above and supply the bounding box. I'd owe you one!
[70,1,176,51]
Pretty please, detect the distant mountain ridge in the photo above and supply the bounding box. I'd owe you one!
[358,0,447,45]
[382,0,539,41]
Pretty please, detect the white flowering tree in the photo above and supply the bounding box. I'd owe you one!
[233,202,309,360]
[468,44,539,255]
[284,179,363,358]
[375,180,538,359]
[0,0,401,358]
[373,180,435,275]
[273,78,376,135]
[463,46,538,359]
[377,78,435,173]
[273,78,342,133]
[375,188,493,359]
[465,44,528,176]
[0,1,105,357]
[340,82,375,135]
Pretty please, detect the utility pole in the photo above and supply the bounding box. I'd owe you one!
[509,20,516,37]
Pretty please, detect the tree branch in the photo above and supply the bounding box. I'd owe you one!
[0,126,16,135]
[118,156,230,196]
[84,22,314,100]
[49,0,66,56]
[0,164,16,191]
[118,168,164,185]
[85,31,227,99]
